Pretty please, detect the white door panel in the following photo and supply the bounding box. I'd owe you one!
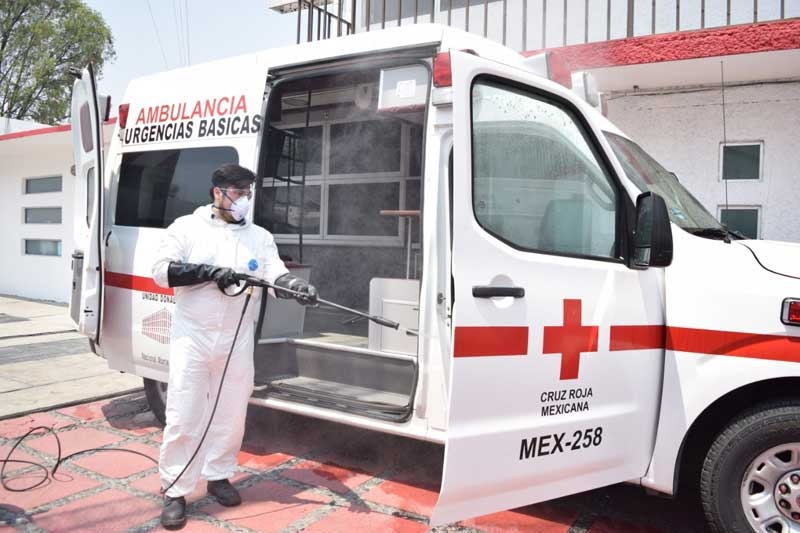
[69,65,104,341]
[431,51,664,526]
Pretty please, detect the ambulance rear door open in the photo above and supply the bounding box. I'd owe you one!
[431,51,666,525]
[101,58,269,381]
[69,65,106,343]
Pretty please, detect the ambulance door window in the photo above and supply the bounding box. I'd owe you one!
[79,101,96,228]
[115,146,238,228]
[471,79,619,260]
[79,102,94,152]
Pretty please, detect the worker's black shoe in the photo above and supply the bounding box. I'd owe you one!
[207,479,241,507]
[161,496,187,529]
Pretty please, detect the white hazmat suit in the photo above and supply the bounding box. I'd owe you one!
[152,204,288,498]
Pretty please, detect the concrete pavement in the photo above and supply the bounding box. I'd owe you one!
[0,392,708,532]
[0,295,141,419]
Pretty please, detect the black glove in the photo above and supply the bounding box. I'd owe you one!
[167,262,239,290]
[274,273,318,306]
[209,268,240,291]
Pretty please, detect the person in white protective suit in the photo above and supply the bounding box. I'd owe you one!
[152,164,317,529]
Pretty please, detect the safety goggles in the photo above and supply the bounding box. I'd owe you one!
[219,187,253,200]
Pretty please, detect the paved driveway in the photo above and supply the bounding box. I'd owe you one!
[1,393,708,532]
[0,295,140,418]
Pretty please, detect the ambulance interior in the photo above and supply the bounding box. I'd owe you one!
[252,63,429,420]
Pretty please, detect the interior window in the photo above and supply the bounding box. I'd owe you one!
[329,120,402,175]
[116,146,238,228]
[327,181,400,236]
[260,67,427,244]
[260,184,322,235]
[276,127,323,177]
[471,79,618,259]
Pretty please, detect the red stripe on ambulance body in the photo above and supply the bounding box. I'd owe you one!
[666,327,800,363]
[104,271,174,296]
[609,325,666,351]
[453,326,529,357]
[610,324,800,363]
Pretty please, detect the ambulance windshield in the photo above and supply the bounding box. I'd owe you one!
[605,132,724,233]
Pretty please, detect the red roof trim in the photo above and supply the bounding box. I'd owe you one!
[524,18,800,72]
[0,124,70,142]
[0,117,117,143]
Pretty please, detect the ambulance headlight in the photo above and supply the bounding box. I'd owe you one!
[781,298,800,326]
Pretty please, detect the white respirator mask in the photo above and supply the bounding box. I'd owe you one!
[229,195,250,221]
[218,188,251,222]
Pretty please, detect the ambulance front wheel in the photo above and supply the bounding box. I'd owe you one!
[700,401,800,533]
[144,378,168,426]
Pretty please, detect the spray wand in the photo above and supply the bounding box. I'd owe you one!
[234,274,419,336]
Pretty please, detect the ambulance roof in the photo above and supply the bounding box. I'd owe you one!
[119,24,627,141]
[123,25,525,95]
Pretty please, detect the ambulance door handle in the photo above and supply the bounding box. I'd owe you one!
[472,286,525,298]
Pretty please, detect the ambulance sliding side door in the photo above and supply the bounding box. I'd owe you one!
[431,51,665,525]
[69,65,106,342]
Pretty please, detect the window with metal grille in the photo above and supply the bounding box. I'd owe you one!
[264,118,421,243]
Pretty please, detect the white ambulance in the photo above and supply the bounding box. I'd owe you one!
[69,24,800,533]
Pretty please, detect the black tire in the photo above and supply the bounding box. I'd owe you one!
[700,401,800,533]
[143,378,168,426]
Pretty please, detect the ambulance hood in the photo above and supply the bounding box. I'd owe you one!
[740,240,800,280]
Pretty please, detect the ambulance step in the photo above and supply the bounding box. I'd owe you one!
[265,376,410,412]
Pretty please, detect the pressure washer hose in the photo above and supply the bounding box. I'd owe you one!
[0,288,253,496]
[159,287,253,495]
[1,277,413,494]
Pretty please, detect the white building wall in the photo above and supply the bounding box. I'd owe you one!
[0,126,113,303]
[0,137,76,303]
[606,81,800,242]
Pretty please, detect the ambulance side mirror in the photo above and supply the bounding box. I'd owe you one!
[632,192,673,268]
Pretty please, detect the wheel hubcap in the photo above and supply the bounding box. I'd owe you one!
[742,443,800,532]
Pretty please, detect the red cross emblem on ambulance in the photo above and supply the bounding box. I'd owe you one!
[543,299,599,380]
